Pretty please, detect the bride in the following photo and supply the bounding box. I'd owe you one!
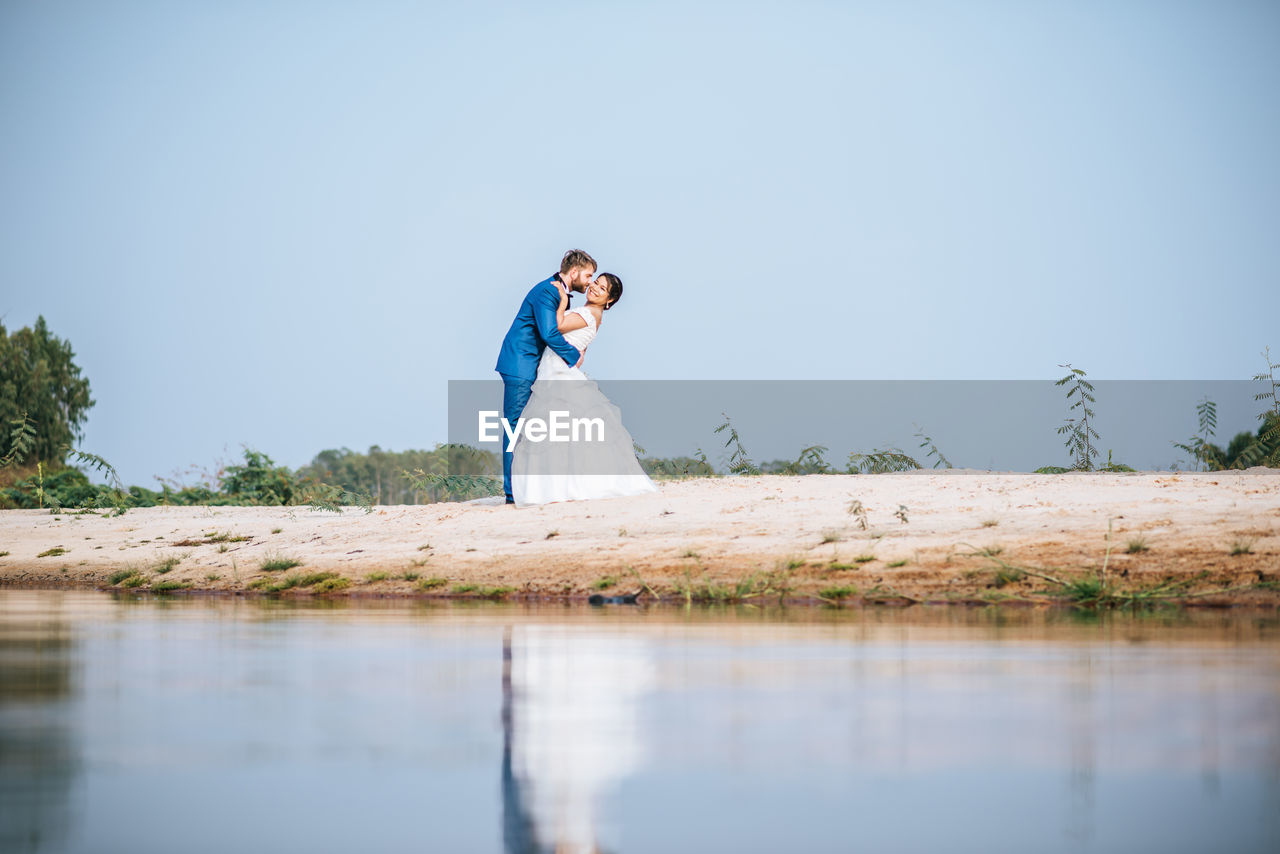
[511,273,659,507]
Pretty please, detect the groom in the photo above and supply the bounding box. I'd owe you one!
[495,249,596,503]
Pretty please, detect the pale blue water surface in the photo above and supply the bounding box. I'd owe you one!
[0,591,1276,853]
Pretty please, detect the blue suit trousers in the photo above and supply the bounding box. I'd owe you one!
[500,373,535,501]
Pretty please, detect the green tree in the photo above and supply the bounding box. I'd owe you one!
[0,316,94,465]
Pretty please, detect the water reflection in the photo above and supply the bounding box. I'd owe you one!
[0,594,77,854]
[0,592,1276,853]
[503,627,653,853]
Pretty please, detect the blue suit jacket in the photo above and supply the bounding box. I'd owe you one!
[495,274,582,381]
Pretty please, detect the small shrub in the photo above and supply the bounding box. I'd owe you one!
[260,553,303,572]
[313,577,350,593]
[418,577,447,591]
[295,572,339,587]
[402,571,421,581]
[820,530,843,544]
[151,580,191,592]
[981,519,999,528]
[887,559,908,568]
[1126,537,1149,554]
[819,586,857,601]
[545,530,559,540]
[271,528,282,534]
[109,568,140,585]
[365,571,390,583]
[993,567,1026,588]
[451,583,479,594]
[37,547,67,558]
[853,554,876,564]
[153,556,180,575]
[592,576,618,590]
[1230,539,1256,556]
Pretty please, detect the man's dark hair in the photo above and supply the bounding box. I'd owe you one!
[560,249,597,275]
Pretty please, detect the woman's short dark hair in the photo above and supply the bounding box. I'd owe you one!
[599,273,623,309]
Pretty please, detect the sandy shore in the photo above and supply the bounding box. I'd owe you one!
[2,471,1278,606]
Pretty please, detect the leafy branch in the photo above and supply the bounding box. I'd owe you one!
[913,423,952,469]
[1055,363,1099,470]
[714,412,760,476]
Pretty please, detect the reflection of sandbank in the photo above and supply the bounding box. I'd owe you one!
[504,627,654,854]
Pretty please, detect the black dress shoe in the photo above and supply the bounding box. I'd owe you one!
[505,497,515,505]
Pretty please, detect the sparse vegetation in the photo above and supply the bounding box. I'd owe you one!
[1230,539,1256,556]
[150,580,190,592]
[914,423,952,469]
[847,449,921,473]
[37,547,66,558]
[1055,363,1099,471]
[592,575,619,590]
[993,567,1026,588]
[982,519,999,528]
[172,532,251,547]
[820,530,842,544]
[714,412,761,475]
[671,569,792,604]
[887,558,908,568]
[365,571,390,582]
[260,553,303,572]
[108,568,140,585]
[818,585,857,601]
[247,571,347,593]
[153,556,180,574]
[402,571,421,581]
[1126,537,1149,554]
[418,577,448,591]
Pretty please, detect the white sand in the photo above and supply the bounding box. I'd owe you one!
[1,471,1277,603]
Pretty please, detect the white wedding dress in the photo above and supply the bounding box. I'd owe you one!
[511,306,659,507]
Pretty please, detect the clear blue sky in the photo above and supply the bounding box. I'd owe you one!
[2,0,1277,484]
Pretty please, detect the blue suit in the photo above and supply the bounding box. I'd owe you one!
[495,274,582,500]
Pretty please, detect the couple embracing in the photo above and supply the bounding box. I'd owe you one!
[495,249,658,507]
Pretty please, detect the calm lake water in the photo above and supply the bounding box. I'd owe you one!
[1,591,1277,854]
